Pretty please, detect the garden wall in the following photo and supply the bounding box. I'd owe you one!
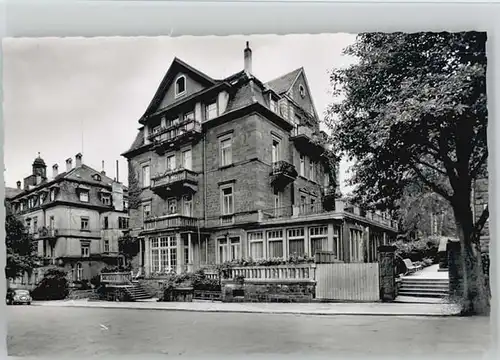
[221,279,316,303]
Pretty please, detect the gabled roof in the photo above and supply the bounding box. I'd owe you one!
[64,164,124,189]
[5,187,23,200]
[265,68,303,95]
[8,162,128,200]
[139,57,218,122]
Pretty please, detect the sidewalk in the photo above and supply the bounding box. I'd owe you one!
[31,298,462,317]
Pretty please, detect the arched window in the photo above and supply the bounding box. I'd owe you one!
[76,263,83,281]
[299,84,306,98]
[175,75,186,97]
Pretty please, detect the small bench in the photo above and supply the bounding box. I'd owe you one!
[403,258,423,275]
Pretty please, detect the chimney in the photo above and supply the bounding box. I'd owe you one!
[244,41,252,74]
[16,181,21,189]
[116,160,119,183]
[66,158,73,172]
[101,160,106,176]
[75,153,83,168]
[52,164,59,178]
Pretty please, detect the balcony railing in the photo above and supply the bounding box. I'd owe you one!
[144,214,199,231]
[228,264,316,282]
[296,202,324,216]
[270,160,298,189]
[34,226,59,239]
[149,119,202,151]
[258,201,398,231]
[151,168,198,194]
[291,125,327,155]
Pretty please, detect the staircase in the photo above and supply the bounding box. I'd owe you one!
[123,281,153,301]
[398,277,449,298]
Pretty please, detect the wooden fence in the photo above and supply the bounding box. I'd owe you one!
[315,263,380,301]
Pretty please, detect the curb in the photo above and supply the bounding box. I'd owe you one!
[30,302,462,317]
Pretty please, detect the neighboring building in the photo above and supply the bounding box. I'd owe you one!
[5,153,129,287]
[122,42,398,276]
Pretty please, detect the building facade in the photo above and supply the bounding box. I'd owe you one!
[6,153,129,287]
[122,43,398,277]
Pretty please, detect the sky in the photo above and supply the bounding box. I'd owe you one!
[3,34,357,193]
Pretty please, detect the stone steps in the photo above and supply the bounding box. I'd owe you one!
[399,277,449,299]
[124,283,153,301]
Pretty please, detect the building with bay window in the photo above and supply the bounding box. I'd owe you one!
[122,42,398,277]
[5,153,129,287]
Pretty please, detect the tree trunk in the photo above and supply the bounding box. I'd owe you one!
[454,217,490,316]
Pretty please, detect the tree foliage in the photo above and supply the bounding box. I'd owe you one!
[326,32,489,314]
[118,233,140,262]
[396,184,457,240]
[5,202,39,280]
[127,160,142,210]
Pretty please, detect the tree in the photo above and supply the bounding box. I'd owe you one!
[326,32,488,314]
[396,183,457,240]
[118,233,139,265]
[5,202,39,281]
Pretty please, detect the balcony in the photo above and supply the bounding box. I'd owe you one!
[258,201,398,232]
[143,214,199,233]
[35,226,59,239]
[291,125,327,157]
[149,119,202,153]
[151,168,198,196]
[269,160,298,190]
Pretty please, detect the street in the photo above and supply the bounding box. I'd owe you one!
[7,305,492,357]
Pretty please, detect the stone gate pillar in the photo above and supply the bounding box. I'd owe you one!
[447,241,463,303]
[378,245,397,302]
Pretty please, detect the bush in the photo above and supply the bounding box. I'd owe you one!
[393,237,439,263]
[31,267,69,300]
[100,265,131,274]
[90,275,101,288]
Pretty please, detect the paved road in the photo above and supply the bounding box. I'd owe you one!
[7,306,492,358]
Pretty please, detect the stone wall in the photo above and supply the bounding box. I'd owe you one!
[221,280,316,303]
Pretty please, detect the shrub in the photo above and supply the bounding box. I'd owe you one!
[90,275,101,288]
[100,265,131,274]
[31,267,69,300]
[393,237,439,263]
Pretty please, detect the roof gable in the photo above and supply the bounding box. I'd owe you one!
[140,58,217,122]
[265,68,302,95]
[5,187,23,199]
[288,71,319,120]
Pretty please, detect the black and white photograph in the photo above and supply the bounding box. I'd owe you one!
[3,31,491,358]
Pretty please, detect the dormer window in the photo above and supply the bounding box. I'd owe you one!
[93,174,102,182]
[77,185,90,202]
[270,99,277,113]
[205,101,218,120]
[299,85,306,98]
[101,194,111,206]
[175,75,186,97]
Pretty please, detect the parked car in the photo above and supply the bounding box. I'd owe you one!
[6,289,32,305]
